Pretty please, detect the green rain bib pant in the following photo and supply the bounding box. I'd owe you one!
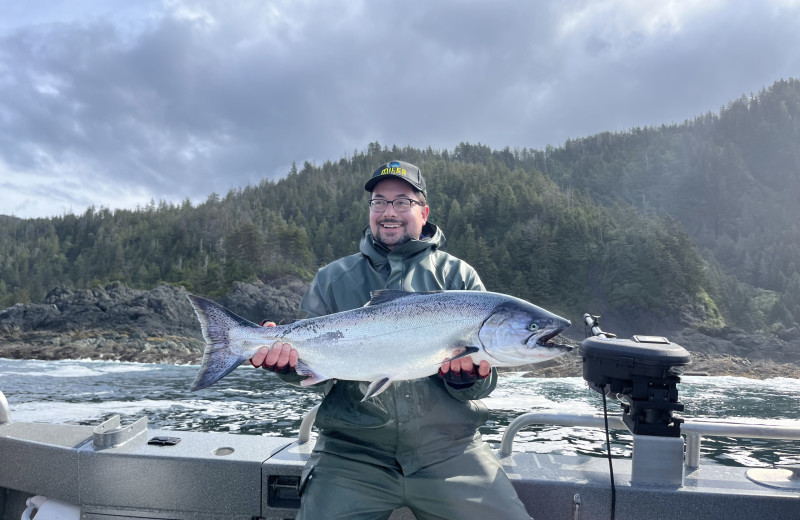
[296,442,532,520]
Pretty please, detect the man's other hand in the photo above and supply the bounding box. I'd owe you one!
[439,348,490,385]
[249,321,298,375]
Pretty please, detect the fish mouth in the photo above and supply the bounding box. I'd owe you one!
[533,324,573,351]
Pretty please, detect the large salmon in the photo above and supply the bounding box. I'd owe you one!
[188,290,571,398]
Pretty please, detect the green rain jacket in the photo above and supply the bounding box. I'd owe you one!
[282,222,497,475]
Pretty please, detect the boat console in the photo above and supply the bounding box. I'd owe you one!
[580,321,692,488]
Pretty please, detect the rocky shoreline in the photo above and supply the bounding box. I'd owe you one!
[1,282,799,380]
[0,280,306,366]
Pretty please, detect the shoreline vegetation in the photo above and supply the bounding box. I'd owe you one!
[1,282,798,380]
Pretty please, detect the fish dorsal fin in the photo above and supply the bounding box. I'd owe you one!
[364,290,443,307]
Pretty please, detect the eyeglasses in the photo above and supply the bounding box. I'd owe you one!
[368,198,422,212]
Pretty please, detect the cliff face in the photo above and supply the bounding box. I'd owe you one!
[0,280,306,364]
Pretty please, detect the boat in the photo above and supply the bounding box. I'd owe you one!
[2,320,799,520]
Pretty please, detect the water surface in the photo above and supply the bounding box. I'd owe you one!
[2,358,798,467]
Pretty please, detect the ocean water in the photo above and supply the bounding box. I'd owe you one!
[1,358,799,467]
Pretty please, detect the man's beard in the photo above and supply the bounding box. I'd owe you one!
[374,219,414,249]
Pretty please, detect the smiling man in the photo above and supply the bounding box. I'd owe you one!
[250,160,531,519]
[367,175,429,249]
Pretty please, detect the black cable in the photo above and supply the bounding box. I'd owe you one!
[602,390,616,520]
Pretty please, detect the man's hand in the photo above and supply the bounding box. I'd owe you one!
[439,348,491,386]
[250,321,298,375]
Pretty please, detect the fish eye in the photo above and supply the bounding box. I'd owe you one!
[528,323,539,332]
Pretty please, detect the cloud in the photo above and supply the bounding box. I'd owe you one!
[1,0,799,218]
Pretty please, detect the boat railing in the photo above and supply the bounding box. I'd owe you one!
[682,419,800,468]
[498,412,800,468]
[298,403,320,444]
[0,390,10,424]
[300,406,800,468]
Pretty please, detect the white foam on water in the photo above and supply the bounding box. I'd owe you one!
[8,399,177,424]
[0,359,157,379]
[486,375,598,413]
[684,375,800,392]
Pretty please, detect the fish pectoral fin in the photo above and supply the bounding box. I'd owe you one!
[361,377,394,401]
[449,346,480,362]
[296,360,328,387]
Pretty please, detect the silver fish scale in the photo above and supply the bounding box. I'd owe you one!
[264,292,501,383]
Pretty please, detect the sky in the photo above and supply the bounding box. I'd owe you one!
[1,0,799,219]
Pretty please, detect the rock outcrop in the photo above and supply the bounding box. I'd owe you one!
[0,280,305,365]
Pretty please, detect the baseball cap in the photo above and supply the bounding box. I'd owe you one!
[364,161,427,196]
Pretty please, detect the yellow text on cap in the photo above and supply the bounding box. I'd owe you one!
[381,166,407,176]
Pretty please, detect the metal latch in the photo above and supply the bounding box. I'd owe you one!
[147,436,182,446]
[267,475,302,509]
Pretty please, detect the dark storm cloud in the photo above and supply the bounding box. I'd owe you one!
[1,0,799,217]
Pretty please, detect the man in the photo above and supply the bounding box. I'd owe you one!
[250,160,531,519]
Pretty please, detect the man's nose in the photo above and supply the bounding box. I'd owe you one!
[383,201,400,216]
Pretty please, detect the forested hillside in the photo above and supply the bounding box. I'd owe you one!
[2,79,799,336]
[543,78,800,331]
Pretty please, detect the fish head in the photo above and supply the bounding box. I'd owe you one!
[478,298,572,366]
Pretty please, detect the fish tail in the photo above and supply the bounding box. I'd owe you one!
[188,294,256,391]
